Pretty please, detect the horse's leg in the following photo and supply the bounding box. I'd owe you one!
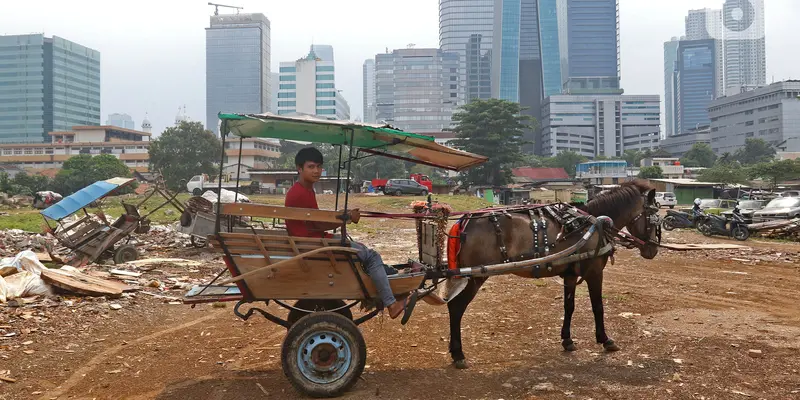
[560,274,578,351]
[586,269,621,351]
[448,277,484,369]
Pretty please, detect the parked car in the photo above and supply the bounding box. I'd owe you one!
[780,190,800,197]
[722,200,765,223]
[384,178,429,196]
[654,192,677,209]
[752,197,800,222]
[680,198,738,215]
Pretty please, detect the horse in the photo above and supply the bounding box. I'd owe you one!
[445,180,660,369]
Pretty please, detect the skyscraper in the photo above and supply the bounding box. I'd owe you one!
[685,8,724,98]
[0,34,100,143]
[362,59,376,123]
[277,48,350,121]
[722,0,766,95]
[664,37,681,137]
[492,0,521,102]
[206,13,271,135]
[374,48,459,134]
[106,113,135,130]
[538,0,562,98]
[440,0,494,103]
[310,44,334,62]
[676,39,716,134]
[561,0,621,94]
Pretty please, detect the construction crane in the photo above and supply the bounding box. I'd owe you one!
[208,2,243,15]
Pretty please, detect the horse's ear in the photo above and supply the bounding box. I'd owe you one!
[646,189,656,203]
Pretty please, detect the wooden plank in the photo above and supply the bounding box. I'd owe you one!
[229,256,424,300]
[659,243,749,251]
[41,269,123,298]
[220,246,359,285]
[220,203,349,224]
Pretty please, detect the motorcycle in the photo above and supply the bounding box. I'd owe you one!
[661,209,696,231]
[695,208,750,241]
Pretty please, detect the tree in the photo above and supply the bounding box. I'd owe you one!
[733,138,776,165]
[749,159,800,190]
[623,150,643,168]
[10,172,51,196]
[545,151,588,178]
[680,143,717,168]
[53,154,134,195]
[450,99,531,186]
[148,121,222,190]
[275,140,307,169]
[638,166,664,179]
[697,163,749,187]
[651,148,673,158]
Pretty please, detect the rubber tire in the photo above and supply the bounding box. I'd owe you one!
[190,235,208,248]
[287,299,353,326]
[732,226,750,241]
[420,190,428,197]
[282,312,366,398]
[698,222,713,237]
[113,244,138,264]
[669,205,674,209]
[394,189,402,196]
[662,216,675,231]
[655,202,661,208]
[192,188,202,196]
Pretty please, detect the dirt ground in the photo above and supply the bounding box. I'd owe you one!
[2,200,800,400]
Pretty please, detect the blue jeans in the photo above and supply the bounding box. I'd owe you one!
[349,241,396,307]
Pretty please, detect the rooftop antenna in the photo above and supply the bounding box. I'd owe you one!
[208,2,243,16]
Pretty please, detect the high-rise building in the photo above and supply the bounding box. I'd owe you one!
[722,0,766,95]
[0,34,100,143]
[561,0,621,94]
[539,94,661,158]
[440,0,494,103]
[310,45,334,62]
[664,37,681,137]
[709,81,800,154]
[676,39,716,135]
[374,48,459,134]
[270,72,279,113]
[206,13,271,135]
[492,0,521,102]
[685,8,724,98]
[362,59,376,123]
[106,113,135,130]
[538,0,562,98]
[277,48,350,120]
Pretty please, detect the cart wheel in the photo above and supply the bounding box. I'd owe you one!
[282,312,366,398]
[191,236,208,248]
[113,244,138,264]
[287,300,353,326]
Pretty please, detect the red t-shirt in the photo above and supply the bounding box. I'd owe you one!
[285,182,328,237]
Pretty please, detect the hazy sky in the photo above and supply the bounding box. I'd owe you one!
[2,0,798,136]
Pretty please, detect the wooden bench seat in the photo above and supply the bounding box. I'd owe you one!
[210,232,424,300]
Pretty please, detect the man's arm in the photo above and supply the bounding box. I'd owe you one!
[307,209,359,233]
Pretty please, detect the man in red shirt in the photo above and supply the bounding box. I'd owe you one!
[285,148,416,321]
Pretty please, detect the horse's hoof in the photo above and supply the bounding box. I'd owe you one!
[603,339,621,352]
[453,359,469,369]
[562,340,577,352]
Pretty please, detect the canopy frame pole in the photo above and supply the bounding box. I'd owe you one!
[215,119,227,234]
[233,136,244,204]
[334,143,343,211]
[340,128,356,246]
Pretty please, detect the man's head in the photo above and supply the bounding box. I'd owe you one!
[295,147,324,184]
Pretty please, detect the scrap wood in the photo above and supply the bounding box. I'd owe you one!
[659,243,750,251]
[40,269,123,298]
[109,269,142,278]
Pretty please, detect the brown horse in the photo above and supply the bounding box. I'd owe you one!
[446,180,660,368]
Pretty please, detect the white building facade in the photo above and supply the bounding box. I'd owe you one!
[540,94,661,158]
[277,48,350,120]
[362,59,376,123]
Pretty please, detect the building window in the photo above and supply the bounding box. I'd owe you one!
[279,66,296,73]
[316,83,335,89]
[316,100,335,106]
[279,84,296,90]
[317,91,336,98]
[316,74,334,81]
[316,66,334,72]
[277,92,296,98]
[277,101,296,107]
[279,75,296,81]
[316,109,336,115]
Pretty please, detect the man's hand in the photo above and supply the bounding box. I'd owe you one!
[349,208,361,224]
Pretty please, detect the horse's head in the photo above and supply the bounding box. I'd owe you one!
[586,180,660,260]
[624,186,660,260]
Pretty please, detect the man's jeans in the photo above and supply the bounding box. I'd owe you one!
[349,241,396,307]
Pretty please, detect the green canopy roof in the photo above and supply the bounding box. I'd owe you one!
[219,113,487,171]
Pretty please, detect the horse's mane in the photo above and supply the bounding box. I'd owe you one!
[584,179,654,221]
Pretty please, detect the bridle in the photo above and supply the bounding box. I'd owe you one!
[618,193,662,248]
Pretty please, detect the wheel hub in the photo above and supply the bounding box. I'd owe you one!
[297,331,351,384]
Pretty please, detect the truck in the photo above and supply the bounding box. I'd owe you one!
[371,173,433,193]
[186,174,261,196]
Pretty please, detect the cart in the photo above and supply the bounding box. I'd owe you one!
[184,114,611,397]
[178,194,275,248]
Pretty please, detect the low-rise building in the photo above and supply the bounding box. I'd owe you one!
[222,138,282,180]
[0,125,151,172]
[575,160,628,185]
[641,157,684,179]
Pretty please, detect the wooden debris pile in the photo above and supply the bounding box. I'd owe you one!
[748,218,800,241]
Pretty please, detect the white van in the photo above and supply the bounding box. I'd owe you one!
[654,192,677,209]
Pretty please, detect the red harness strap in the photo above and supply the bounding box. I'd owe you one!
[447,220,463,271]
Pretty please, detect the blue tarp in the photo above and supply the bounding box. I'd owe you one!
[40,178,135,221]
